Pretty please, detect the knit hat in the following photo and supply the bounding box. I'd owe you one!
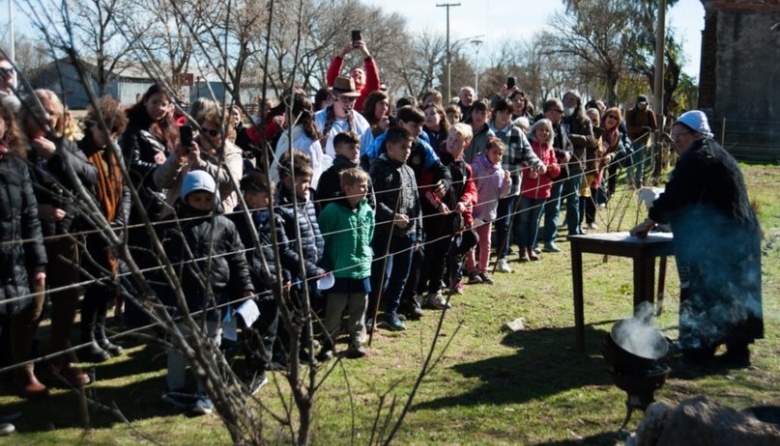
[675,110,713,138]
[181,170,217,201]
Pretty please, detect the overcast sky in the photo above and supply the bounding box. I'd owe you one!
[360,0,705,79]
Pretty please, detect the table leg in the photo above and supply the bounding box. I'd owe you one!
[571,242,585,351]
[656,256,667,315]
[633,254,656,313]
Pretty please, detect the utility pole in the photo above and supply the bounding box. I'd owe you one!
[653,0,666,181]
[8,0,14,88]
[437,2,460,101]
[470,38,483,98]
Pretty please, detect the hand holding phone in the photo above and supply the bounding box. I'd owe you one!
[180,125,194,147]
[351,30,362,43]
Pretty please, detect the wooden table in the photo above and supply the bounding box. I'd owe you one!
[568,231,674,351]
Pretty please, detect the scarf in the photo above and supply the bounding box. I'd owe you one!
[88,147,122,273]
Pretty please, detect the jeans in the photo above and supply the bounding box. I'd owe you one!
[542,178,565,246]
[564,172,583,235]
[494,196,518,259]
[167,320,221,391]
[516,196,546,249]
[370,234,415,317]
[626,141,649,186]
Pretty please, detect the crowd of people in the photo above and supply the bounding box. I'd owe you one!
[0,37,763,431]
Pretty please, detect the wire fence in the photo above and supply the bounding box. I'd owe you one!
[0,128,660,376]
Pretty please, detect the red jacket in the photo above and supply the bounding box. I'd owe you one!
[326,56,381,113]
[420,153,478,228]
[521,140,561,199]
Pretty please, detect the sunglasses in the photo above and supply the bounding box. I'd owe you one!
[605,114,618,120]
[0,67,13,76]
[201,128,221,138]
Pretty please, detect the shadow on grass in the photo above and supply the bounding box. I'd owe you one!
[9,341,177,434]
[414,323,615,411]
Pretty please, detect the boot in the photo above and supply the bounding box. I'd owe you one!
[95,326,123,357]
[15,364,47,397]
[50,357,90,387]
[78,331,111,363]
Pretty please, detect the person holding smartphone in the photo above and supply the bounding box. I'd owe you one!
[326,30,381,113]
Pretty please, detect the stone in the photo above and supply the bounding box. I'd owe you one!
[502,317,526,332]
[631,396,780,446]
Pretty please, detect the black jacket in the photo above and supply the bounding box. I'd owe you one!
[0,155,47,315]
[78,138,132,229]
[563,109,596,175]
[119,124,168,221]
[316,155,376,211]
[159,202,254,316]
[28,136,98,237]
[369,154,422,240]
[649,137,763,346]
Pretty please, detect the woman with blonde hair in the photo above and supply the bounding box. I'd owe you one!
[21,89,96,387]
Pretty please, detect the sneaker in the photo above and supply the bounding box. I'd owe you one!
[378,313,406,332]
[452,281,464,295]
[365,318,374,332]
[479,273,494,285]
[346,340,366,359]
[191,392,214,415]
[424,290,451,310]
[533,247,542,254]
[496,258,512,273]
[401,296,424,320]
[247,372,268,396]
[587,222,598,230]
[542,243,561,253]
[0,423,14,436]
[162,388,197,410]
[467,273,483,285]
[316,347,334,362]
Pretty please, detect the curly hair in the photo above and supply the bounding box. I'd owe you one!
[85,96,129,136]
[0,100,27,158]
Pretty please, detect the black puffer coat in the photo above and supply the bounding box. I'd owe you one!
[159,202,254,316]
[0,155,47,315]
[28,136,98,237]
[274,188,325,280]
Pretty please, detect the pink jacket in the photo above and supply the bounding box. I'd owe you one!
[521,139,561,199]
[470,153,510,221]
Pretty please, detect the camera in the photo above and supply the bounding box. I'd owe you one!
[351,30,362,43]
[507,76,516,89]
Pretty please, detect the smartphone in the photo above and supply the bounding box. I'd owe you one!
[351,30,362,43]
[507,76,517,89]
[180,125,193,147]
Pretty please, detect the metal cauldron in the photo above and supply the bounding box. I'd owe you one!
[602,318,669,373]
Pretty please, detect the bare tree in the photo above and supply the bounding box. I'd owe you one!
[544,0,637,105]
[0,32,51,80]
[67,0,138,95]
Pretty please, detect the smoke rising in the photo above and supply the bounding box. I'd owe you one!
[613,302,667,359]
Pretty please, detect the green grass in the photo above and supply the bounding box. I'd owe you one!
[3,163,780,445]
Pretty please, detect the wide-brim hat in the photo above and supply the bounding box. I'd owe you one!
[330,76,360,98]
